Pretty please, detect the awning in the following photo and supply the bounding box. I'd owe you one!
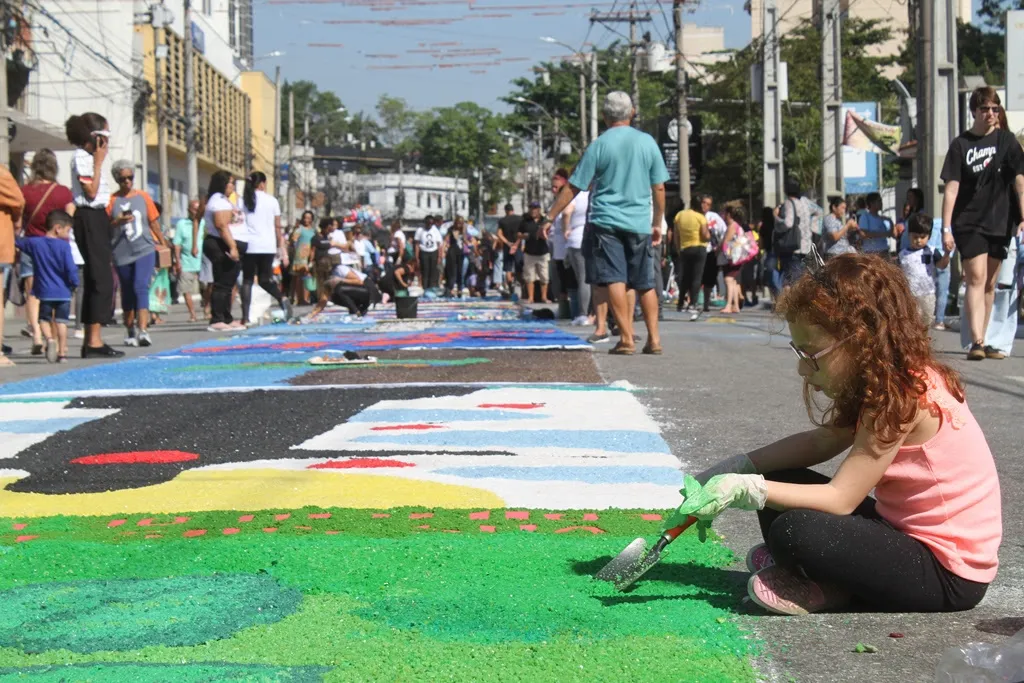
[7,110,74,154]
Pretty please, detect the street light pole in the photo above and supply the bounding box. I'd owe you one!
[674,0,690,206]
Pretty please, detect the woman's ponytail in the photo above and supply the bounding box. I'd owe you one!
[243,171,265,213]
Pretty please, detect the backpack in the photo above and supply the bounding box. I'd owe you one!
[774,199,802,255]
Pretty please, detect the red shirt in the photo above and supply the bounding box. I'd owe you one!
[22,181,74,237]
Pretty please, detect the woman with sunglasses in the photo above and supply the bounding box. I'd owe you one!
[663,254,1000,617]
[940,86,1024,360]
[106,159,163,347]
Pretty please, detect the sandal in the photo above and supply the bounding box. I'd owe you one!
[641,344,663,355]
[608,343,635,356]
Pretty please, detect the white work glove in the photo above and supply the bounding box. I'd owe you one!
[693,453,757,486]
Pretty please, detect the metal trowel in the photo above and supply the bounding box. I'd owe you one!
[594,516,698,591]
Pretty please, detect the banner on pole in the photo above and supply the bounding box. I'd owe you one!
[841,102,880,194]
[842,110,901,156]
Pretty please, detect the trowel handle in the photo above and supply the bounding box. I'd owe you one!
[652,516,698,553]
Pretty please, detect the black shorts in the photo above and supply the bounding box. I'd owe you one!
[953,229,1011,261]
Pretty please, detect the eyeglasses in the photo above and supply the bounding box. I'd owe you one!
[977,106,1001,113]
[789,336,849,372]
[117,175,134,183]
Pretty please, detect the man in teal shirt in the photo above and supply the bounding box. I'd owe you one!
[546,91,669,355]
[172,199,203,322]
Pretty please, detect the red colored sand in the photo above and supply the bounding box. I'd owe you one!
[468,511,490,520]
[15,535,37,542]
[72,450,199,465]
[183,529,207,538]
[553,526,605,535]
[477,403,545,409]
[308,458,415,469]
[369,424,445,431]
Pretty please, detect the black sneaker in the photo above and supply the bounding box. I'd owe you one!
[984,345,1006,360]
[966,343,986,361]
[82,344,126,359]
[587,332,610,344]
[1,343,10,355]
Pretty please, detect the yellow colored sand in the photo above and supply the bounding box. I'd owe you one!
[0,470,504,517]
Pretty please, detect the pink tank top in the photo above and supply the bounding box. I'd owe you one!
[874,369,1002,583]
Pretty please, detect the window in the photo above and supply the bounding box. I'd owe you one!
[426,194,431,208]
[228,0,237,49]
[416,192,422,207]
[203,0,212,15]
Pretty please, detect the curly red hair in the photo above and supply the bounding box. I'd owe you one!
[777,253,964,445]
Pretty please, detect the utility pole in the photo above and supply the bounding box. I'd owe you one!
[397,157,404,223]
[821,0,843,202]
[590,49,599,142]
[578,67,587,151]
[302,108,311,211]
[183,0,198,201]
[477,167,484,229]
[287,89,295,226]
[918,0,958,217]
[761,0,784,209]
[0,2,9,166]
[154,10,171,233]
[590,10,650,123]
[273,66,280,198]
[673,0,690,206]
[535,121,543,203]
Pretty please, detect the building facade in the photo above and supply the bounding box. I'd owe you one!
[355,173,470,223]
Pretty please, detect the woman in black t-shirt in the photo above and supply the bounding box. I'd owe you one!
[940,86,1024,361]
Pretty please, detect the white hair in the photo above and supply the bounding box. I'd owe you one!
[602,91,634,123]
[111,159,134,178]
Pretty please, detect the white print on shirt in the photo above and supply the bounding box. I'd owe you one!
[966,145,996,174]
[115,201,145,241]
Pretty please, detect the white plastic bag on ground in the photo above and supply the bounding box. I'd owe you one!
[935,628,1024,682]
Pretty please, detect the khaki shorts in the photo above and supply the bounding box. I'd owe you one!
[523,253,550,284]
[177,269,200,295]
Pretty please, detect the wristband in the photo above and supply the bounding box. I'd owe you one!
[942,226,952,234]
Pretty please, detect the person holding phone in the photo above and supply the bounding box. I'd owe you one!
[65,112,123,358]
[202,171,246,331]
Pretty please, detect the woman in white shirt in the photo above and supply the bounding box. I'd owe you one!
[202,171,247,330]
[241,171,291,323]
[65,112,123,358]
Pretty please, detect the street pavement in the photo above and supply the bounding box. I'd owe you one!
[1,302,1022,682]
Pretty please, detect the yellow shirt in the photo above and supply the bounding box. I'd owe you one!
[674,209,708,250]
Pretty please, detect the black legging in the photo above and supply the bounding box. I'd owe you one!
[758,469,987,612]
[677,246,705,310]
[241,252,285,323]
[419,251,439,289]
[444,247,463,294]
[73,206,115,326]
[330,280,381,315]
[203,236,248,324]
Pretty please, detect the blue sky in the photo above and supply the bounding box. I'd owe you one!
[253,0,979,119]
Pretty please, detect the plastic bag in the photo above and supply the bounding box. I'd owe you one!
[935,628,1024,682]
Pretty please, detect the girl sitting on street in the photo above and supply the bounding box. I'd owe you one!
[672,253,1001,616]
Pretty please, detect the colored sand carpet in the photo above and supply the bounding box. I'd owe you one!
[0,307,759,681]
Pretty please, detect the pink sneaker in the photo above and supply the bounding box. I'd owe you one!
[745,543,775,573]
[747,566,848,616]
[207,322,231,332]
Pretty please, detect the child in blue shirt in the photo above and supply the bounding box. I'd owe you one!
[15,211,79,363]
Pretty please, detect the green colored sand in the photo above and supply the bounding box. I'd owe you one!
[0,663,329,682]
[0,526,756,682]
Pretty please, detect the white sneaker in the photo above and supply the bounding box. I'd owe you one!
[73,329,85,339]
[689,311,701,322]
[571,316,589,326]
[137,330,152,347]
[124,330,139,347]
[45,338,58,364]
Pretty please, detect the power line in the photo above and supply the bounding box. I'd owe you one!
[22,0,137,83]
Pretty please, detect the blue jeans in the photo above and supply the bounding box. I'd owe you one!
[39,299,72,324]
[934,266,950,322]
[115,251,157,315]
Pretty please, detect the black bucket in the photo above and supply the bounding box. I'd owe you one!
[395,296,418,319]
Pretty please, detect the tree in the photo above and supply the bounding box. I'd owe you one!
[279,80,378,147]
[376,95,417,151]
[978,0,1024,31]
[415,102,522,210]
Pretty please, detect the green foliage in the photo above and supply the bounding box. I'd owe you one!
[977,0,1024,31]
[279,80,355,147]
[414,102,521,208]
